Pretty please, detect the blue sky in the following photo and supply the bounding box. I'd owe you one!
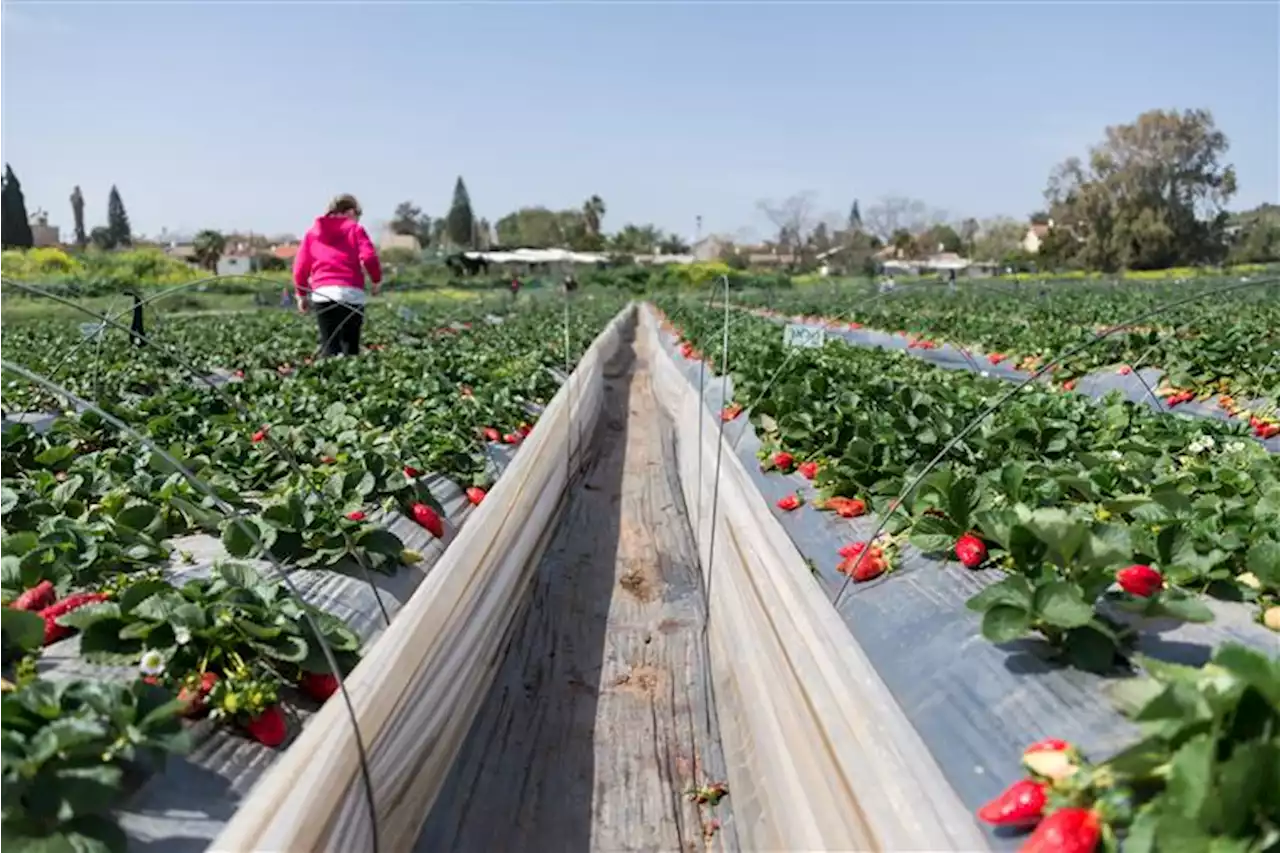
[2,1,1276,241]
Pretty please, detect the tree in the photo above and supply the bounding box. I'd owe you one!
[1,164,34,249]
[1226,203,1280,264]
[959,218,980,257]
[445,177,476,248]
[863,196,931,244]
[89,226,113,251]
[847,200,863,232]
[972,217,1028,261]
[70,185,87,248]
[610,223,664,254]
[657,233,690,255]
[192,229,226,272]
[495,207,570,248]
[919,223,963,255]
[390,201,432,247]
[1043,108,1236,270]
[106,185,132,248]
[757,192,818,269]
[582,195,606,245]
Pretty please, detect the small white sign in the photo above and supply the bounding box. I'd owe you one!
[484,313,505,325]
[783,324,825,349]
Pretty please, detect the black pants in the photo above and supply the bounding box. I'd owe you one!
[314,301,364,356]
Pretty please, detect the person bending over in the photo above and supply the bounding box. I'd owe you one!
[293,193,382,356]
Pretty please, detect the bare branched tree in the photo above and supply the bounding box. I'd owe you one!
[757,192,818,268]
[863,196,931,243]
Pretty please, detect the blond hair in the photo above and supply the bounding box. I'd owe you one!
[326,193,362,216]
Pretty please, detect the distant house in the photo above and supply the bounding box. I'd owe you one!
[1022,221,1053,254]
[28,210,60,247]
[272,243,300,262]
[691,235,732,262]
[379,232,420,253]
[216,253,256,277]
[166,244,199,263]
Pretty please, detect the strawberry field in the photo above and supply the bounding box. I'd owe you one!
[742,275,1279,421]
[0,295,624,851]
[653,292,1279,853]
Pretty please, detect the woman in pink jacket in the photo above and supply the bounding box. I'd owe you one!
[292,194,383,356]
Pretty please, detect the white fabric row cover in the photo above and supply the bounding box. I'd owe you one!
[640,306,987,851]
[210,304,634,852]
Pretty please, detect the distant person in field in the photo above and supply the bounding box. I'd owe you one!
[510,274,522,301]
[563,273,578,294]
[292,194,382,356]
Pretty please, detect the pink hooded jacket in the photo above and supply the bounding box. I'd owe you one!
[292,214,382,299]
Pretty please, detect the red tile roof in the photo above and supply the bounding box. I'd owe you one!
[273,244,299,260]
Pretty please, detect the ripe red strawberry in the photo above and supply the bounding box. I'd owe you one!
[848,321,862,330]
[839,546,886,582]
[39,591,110,645]
[404,465,421,478]
[1255,421,1280,439]
[345,510,367,522]
[300,671,340,702]
[987,352,1007,365]
[1019,807,1101,853]
[251,428,268,443]
[518,422,532,437]
[1062,380,1076,392]
[412,503,444,538]
[243,705,288,747]
[830,497,866,519]
[320,455,337,464]
[1117,365,1132,375]
[976,778,1047,828]
[839,541,868,561]
[466,486,487,505]
[12,580,56,612]
[797,460,819,480]
[679,342,695,358]
[776,493,802,512]
[772,451,794,472]
[503,433,521,445]
[1116,564,1163,597]
[483,427,501,442]
[178,671,219,717]
[233,369,245,379]
[721,402,744,422]
[955,533,987,569]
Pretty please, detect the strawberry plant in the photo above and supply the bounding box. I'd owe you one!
[976,643,1280,851]
[1,675,191,852]
[657,300,1280,666]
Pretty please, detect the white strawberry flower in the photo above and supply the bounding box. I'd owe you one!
[139,649,166,677]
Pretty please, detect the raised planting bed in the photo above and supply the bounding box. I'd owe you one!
[650,299,1280,852]
[732,275,1279,442]
[1,296,627,851]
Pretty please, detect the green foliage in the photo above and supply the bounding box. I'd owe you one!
[1043,108,1236,271]
[1,164,34,249]
[445,176,476,248]
[106,186,132,250]
[1,676,190,852]
[192,229,226,273]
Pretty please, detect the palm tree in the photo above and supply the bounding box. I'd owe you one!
[582,195,606,238]
[192,229,227,273]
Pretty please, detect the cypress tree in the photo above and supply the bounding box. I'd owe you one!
[70,185,87,247]
[445,177,476,248]
[1,164,35,248]
[106,185,132,248]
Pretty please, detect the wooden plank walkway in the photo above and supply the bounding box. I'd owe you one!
[415,324,736,853]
